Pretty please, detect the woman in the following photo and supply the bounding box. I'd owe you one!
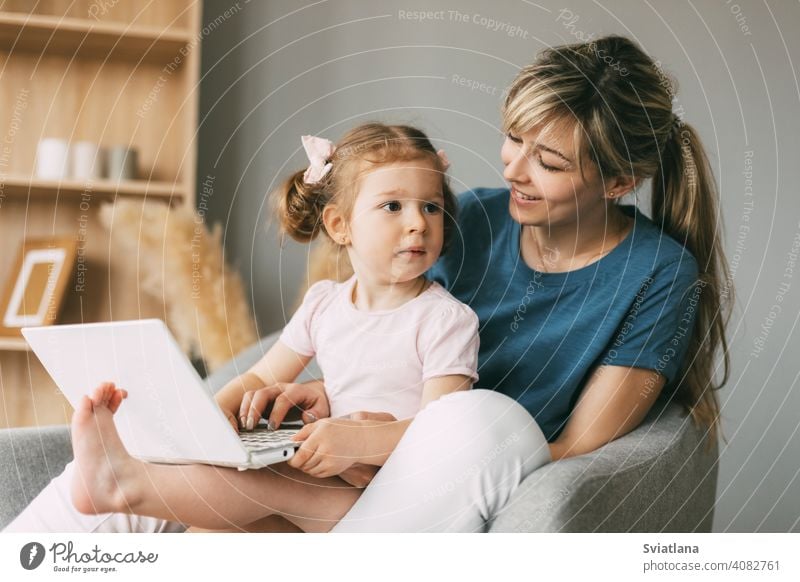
[6,35,731,533]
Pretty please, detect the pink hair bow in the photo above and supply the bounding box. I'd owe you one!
[301,135,335,184]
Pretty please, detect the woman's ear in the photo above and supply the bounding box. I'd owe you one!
[603,175,638,199]
[322,204,349,245]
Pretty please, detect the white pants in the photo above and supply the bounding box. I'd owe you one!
[5,390,551,533]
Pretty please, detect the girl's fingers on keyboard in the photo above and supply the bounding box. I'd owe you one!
[240,387,267,430]
[269,383,326,429]
[244,386,281,431]
[267,390,296,428]
[239,390,255,430]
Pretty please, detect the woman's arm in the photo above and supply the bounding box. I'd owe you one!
[548,365,665,461]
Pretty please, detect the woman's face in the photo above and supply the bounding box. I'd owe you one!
[500,124,613,228]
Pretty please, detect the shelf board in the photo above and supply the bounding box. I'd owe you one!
[0,336,29,351]
[0,175,184,200]
[0,12,193,63]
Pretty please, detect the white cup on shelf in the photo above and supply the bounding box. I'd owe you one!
[35,138,70,180]
[107,146,138,181]
[70,141,105,180]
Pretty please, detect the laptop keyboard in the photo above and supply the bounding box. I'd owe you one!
[238,428,300,451]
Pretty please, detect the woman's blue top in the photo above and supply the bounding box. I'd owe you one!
[427,188,701,441]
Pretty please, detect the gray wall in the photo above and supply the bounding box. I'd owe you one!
[197,0,800,532]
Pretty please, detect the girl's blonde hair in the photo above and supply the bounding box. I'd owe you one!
[275,123,457,254]
[503,35,732,445]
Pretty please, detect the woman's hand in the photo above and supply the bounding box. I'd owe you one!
[239,380,330,431]
[288,418,368,478]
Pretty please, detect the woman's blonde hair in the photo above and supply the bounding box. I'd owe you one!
[275,123,457,253]
[503,35,732,445]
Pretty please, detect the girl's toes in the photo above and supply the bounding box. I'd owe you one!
[108,389,128,413]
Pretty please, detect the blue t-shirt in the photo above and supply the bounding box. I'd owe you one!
[427,188,700,441]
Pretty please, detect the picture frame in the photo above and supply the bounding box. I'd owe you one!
[0,237,78,338]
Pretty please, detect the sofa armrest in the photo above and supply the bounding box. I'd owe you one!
[0,425,73,530]
[488,401,718,532]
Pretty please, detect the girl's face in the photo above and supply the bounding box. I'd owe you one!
[500,124,613,227]
[345,159,445,285]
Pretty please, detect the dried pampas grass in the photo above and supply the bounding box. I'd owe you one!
[99,199,257,372]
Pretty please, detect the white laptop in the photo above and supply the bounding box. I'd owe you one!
[22,319,300,470]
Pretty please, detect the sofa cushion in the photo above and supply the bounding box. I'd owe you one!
[0,425,72,530]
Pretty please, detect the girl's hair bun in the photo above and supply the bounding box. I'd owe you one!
[276,169,329,242]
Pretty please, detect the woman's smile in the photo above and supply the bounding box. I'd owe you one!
[510,184,544,204]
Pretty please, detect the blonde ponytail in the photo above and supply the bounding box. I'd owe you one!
[653,121,733,445]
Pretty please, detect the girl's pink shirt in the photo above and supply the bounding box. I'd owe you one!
[279,276,479,419]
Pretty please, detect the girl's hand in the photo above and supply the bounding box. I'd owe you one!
[336,412,398,486]
[338,463,380,488]
[239,381,330,432]
[287,418,367,478]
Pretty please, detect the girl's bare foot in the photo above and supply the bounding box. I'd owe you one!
[70,382,142,515]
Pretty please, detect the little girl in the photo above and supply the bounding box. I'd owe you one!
[219,124,479,440]
[7,123,480,533]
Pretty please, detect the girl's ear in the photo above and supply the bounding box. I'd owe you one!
[322,204,349,245]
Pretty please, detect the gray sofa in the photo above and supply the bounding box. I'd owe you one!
[0,332,719,532]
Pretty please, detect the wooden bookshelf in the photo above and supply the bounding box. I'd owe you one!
[0,12,193,63]
[0,1,202,428]
[0,337,29,351]
[0,175,184,200]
